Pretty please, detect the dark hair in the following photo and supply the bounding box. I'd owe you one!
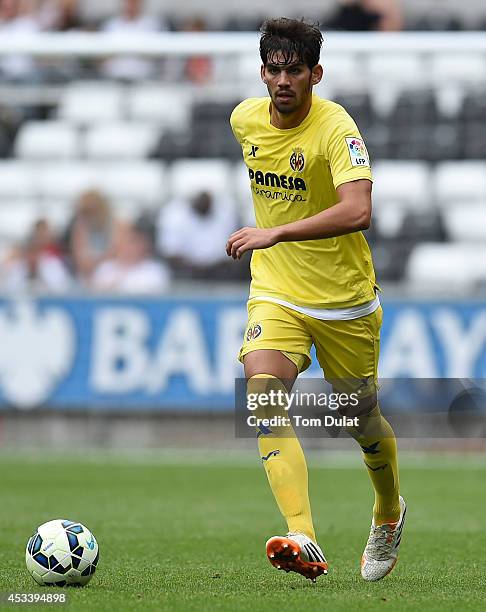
[260,18,323,69]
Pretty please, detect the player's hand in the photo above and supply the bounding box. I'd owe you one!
[226,227,280,259]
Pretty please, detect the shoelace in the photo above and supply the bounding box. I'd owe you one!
[365,524,396,561]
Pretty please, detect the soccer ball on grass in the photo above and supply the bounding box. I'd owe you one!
[25,519,99,586]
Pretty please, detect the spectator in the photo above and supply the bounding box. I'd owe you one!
[327,0,403,32]
[101,0,165,81]
[38,0,82,31]
[0,0,41,80]
[66,190,116,283]
[1,218,71,292]
[91,218,170,294]
[182,16,213,84]
[157,190,239,279]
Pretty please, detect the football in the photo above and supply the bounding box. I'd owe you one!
[25,520,99,586]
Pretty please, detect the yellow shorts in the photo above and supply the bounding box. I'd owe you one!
[239,299,383,384]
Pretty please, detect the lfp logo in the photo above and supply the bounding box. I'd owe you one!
[346,137,370,167]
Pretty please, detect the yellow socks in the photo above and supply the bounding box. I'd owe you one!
[346,405,400,524]
[248,374,316,542]
[247,375,399,531]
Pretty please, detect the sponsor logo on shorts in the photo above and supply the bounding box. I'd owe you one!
[246,323,262,341]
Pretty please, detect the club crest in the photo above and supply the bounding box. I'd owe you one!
[246,323,262,341]
[290,148,305,172]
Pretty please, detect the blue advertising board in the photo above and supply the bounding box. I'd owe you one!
[0,297,484,410]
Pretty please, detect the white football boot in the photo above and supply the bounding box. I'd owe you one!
[361,495,407,581]
[266,532,328,582]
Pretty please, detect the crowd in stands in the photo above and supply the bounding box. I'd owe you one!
[0,187,245,293]
[0,0,404,37]
[0,0,214,83]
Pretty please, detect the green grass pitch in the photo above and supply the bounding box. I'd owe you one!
[0,452,485,611]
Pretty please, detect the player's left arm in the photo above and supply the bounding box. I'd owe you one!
[226,179,371,259]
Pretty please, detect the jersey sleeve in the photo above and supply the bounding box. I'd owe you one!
[325,106,373,189]
[229,101,246,144]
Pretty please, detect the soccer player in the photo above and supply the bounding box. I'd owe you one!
[227,17,406,582]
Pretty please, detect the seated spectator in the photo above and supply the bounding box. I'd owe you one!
[65,189,116,284]
[91,218,170,294]
[1,218,71,292]
[38,0,82,31]
[157,190,239,279]
[101,0,164,81]
[326,0,403,32]
[0,0,41,80]
[182,16,213,85]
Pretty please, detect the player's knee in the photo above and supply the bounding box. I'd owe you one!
[247,374,290,420]
[337,393,378,419]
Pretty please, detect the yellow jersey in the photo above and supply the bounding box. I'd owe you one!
[230,94,377,309]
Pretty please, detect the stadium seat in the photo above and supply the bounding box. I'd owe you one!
[36,162,98,201]
[371,161,431,210]
[463,121,486,159]
[58,82,124,124]
[460,89,486,122]
[14,122,80,160]
[94,162,166,208]
[431,53,486,87]
[318,54,362,92]
[233,162,255,225]
[0,199,39,241]
[332,92,373,129]
[39,200,73,231]
[389,90,438,128]
[237,53,262,85]
[443,204,486,242]
[362,123,391,160]
[406,243,486,289]
[127,85,192,130]
[367,54,426,90]
[432,161,486,206]
[372,240,414,281]
[84,123,161,159]
[0,161,37,198]
[169,159,232,199]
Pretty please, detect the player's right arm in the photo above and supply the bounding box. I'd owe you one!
[226,179,371,259]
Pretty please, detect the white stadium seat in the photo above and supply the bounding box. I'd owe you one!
[39,200,73,231]
[406,243,486,289]
[95,162,166,207]
[127,85,192,130]
[237,54,262,84]
[371,161,431,210]
[0,199,39,241]
[169,159,232,199]
[443,204,486,242]
[58,82,124,124]
[0,161,36,198]
[84,123,160,159]
[35,161,165,207]
[36,162,98,201]
[433,162,486,206]
[367,54,426,89]
[233,162,255,226]
[318,54,362,92]
[14,121,79,160]
[431,53,486,87]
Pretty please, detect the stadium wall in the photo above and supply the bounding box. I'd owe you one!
[0,296,484,411]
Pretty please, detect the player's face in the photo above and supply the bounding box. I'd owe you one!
[261,52,322,115]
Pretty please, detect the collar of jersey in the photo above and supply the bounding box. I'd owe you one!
[266,93,319,134]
